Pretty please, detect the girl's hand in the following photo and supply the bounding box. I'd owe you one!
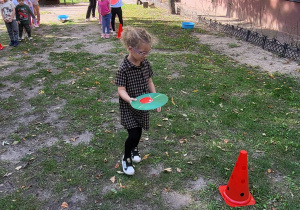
[156,107,161,112]
[129,98,137,104]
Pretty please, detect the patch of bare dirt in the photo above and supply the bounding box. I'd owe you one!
[194,33,300,78]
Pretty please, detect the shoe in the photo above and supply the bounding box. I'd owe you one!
[13,40,19,47]
[105,34,110,38]
[92,17,97,20]
[98,22,102,25]
[122,156,135,175]
[35,23,39,28]
[18,37,22,41]
[131,147,141,163]
[9,41,14,46]
[85,18,90,22]
[112,31,116,35]
[101,34,105,38]
[29,37,33,41]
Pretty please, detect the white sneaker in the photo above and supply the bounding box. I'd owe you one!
[85,18,90,22]
[112,31,116,35]
[122,156,135,175]
[29,37,33,41]
[131,147,141,163]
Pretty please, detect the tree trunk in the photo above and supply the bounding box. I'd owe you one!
[170,0,176,14]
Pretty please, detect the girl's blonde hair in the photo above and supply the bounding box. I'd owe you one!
[121,27,153,48]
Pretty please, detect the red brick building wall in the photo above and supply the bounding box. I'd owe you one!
[179,0,300,37]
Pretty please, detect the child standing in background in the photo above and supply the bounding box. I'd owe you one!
[1,0,19,46]
[98,0,111,38]
[16,0,35,41]
[97,0,102,24]
[115,27,161,175]
[31,0,39,27]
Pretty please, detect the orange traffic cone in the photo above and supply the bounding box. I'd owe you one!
[0,43,4,50]
[116,23,123,39]
[219,150,255,207]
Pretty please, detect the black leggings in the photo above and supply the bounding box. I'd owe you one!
[111,7,123,31]
[86,0,96,19]
[124,127,142,159]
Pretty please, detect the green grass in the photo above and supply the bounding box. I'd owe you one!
[0,2,299,210]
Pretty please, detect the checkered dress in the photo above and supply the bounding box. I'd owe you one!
[115,56,153,130]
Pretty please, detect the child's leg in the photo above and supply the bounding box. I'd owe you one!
[102,16,106,34]
[24,24,32,38]
[124,127,142,160]
[116,7,123,26]
[12,20,18,42]
[106,13,112,34]
[18,23,23,39]
[5,22,14,43]
[33,5,40,25]
[111,8,117,32]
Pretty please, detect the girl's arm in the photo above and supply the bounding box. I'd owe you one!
[11,6,16,22]
[148,78,156,93]
[118,86,137,104]
[148,78,161,112]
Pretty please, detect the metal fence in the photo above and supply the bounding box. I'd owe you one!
[198,17,300,61]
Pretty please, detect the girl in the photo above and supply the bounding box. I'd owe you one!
[98,0,111,38]
[110,0,123,35]
[115,27,161,175]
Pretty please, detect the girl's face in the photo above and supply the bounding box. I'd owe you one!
[128,43,151,64]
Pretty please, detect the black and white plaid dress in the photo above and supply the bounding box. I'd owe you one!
[115,55,153,130]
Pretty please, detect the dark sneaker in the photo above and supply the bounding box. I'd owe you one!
[13,41,19,47]
[131,147,141,163]
[122,156,135,175]
[9,41,14,46]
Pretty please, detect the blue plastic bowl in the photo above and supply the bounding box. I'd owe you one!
[58,15,69,20]
[182,22,195,29]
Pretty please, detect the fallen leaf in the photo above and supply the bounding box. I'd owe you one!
[171,97,176,105]
[217,146,226,151]
[142,154,150,160]
[176,168,181,173]
[120,183,126,189]
[104,158,107,163]
[164,168,172,173]
[115,163,119,169]
[157,124,162,127]
[61,202,68,208]
[116,171,124,174]
[165,152,169,157]
[78,187,82,191]
[94,81,100,85]
[15,166,22,170]
[105,130,110,133]
[187,161,193,165]
[3,172,12,177]
[179,138,187,144]
[70,136,79,142]
[267,169,272,173]
[224,139,229,143]
[96,173,103,179]
[110,176,115,183]
[164,188,169,192]
[162,118,168,121]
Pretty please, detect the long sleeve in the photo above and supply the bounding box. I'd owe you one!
[26,5,35,19]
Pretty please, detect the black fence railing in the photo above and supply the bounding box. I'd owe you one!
[198,17,300,61]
